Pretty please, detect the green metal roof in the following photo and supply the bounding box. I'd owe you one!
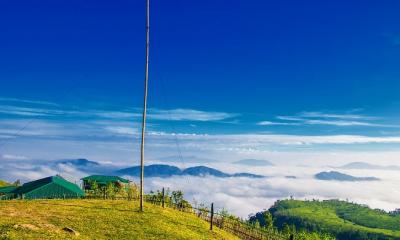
[0,186,18,194]
[14,175,84,198]
[81,175,130,184]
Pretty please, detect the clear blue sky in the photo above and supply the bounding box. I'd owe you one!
[1,0,400,163]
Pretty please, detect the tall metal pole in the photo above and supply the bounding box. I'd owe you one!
[140,0,150,212]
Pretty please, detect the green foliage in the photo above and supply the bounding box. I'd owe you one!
[87,180,101,197]
[105,183,116,199]
[244,206,334,239]
[171,190,184,205]
[126,183,139,200]
[86,180,129,200]
[147,189,192,210]
[12,180,21,187]
[269,199,400,240]
[263,211,274,230]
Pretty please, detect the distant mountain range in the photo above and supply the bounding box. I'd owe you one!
[55,159,120,175]
[233,159,273,166]
[57,159,100,167]
[315,171,380,182]
[117,164,265,178]
[50,159,265,178]
[339,162,400,170]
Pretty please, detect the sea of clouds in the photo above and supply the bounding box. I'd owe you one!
[1,157,400,218]
[1,99,400,217]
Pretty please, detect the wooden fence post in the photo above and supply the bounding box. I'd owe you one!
[210,202,214,231]
[162,187,165,208]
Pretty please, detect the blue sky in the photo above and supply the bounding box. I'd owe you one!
[1,0,400,165]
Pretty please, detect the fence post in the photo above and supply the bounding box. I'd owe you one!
[162,187,165,208]
[210,202,214,231]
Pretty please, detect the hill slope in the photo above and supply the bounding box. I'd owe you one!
[269,199,400,240]
[0,180,10,187]
[339,162,400,170]
[315,171,379,181]
[0,200,238,240]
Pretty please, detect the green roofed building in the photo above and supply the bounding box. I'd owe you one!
[13,175,84,199]
[0,186,18,200]
[82,175,129,191]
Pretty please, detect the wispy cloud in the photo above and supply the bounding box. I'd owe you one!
[259,110,397,128]
[0,104,83,118]
[181,134,400,146]
[3,118,400,148]
[0,100,237,123]
[2,154,28,160]
[147,108,238,122]
[257,121,300,126]
[276,116,304,121]
[302,119,391,127]
[0,97,59,107]
[104,126,138,136]
[298,111,378,120]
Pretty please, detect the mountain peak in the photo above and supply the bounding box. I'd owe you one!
[315,171,379,182]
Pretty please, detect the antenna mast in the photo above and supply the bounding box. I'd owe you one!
[140,0,150,212]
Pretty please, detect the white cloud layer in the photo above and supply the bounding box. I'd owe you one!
[142,165,400,217]
[2,158,399,218]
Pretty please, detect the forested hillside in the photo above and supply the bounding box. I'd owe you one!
[250,199,400,240]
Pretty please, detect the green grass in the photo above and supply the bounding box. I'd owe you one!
[0,180,10,187]
[271,199,400,240]
[0,200,238,240]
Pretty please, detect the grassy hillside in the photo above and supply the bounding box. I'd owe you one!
[270,199,400,240]
[0,200,238,240]
[0,180,10,187]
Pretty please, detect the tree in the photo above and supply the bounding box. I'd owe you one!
[254,220,261,229]
[89,180,101,197]
[105,183,116,199]
[262,212,274,230]
[171,190,184,206]
[126,183,139,200]
[13,179,21,186]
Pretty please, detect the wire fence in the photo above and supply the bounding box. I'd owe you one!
[143,197,286,240]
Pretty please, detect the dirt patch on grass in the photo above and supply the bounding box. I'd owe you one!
[14,224,40,231]
[41,223,61,233]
